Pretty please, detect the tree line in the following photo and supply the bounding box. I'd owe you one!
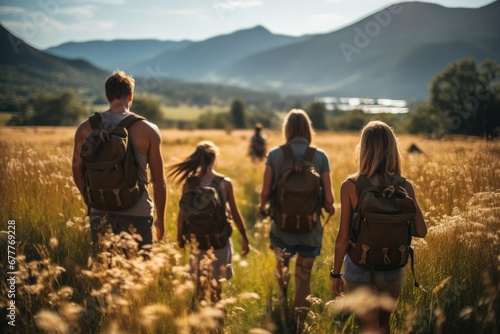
[6,58,500,138]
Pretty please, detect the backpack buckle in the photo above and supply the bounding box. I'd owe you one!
[99,130,109,142]
[383,248,391,264]
[360,244,369,265]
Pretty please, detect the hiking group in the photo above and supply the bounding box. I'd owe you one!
[72,71,427,334]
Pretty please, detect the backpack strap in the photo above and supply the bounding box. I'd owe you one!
[88,112,146,130]
[88,112,102,130]
[391,174,407,189]
[280,145,317,164]
[280,144,294,166]
[117,113,146,128]
[352,174,373,194]
[211,175,228,205]
[186,176,200,190]
[303,147,316,163]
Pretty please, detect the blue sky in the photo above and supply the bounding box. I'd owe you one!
[0,0,494,49]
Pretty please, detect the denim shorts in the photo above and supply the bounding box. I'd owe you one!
[269,233,321,258]
[343,254,404,298]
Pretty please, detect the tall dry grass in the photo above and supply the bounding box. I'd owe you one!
[0,127,498,333]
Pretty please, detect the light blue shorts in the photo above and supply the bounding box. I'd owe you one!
[343,254,404,298]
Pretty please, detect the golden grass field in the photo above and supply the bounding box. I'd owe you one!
[0,126,499,334]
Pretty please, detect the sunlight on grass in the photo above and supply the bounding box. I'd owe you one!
[0,127,498,333]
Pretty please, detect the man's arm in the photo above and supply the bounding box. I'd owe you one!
[147,122,167,241]
[72,121,88,197]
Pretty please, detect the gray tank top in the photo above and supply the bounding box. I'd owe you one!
[90,111,154,217]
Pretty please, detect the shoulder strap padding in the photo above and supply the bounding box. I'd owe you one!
[280,145,294,165]
[352,174,373,194]
[186,176,200,189]
[391,174,407,188]
[88,112,101,130]
[303,147,316,163]
[211,175,225,186]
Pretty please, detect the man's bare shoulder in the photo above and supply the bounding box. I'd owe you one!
[131,118,160,134]
[75,119,91,139]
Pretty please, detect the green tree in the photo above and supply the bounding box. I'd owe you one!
[307,102,328,130]
[333,109,368,131]
[406,103,443,135]
[8,90,87,126]
[429,58,500,136]
[230,99,247,129]
[131,94,164,124]
[197,111,231,130]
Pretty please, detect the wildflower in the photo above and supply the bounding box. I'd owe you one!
[305,295,322,305]
[140,304,173,328]
[239,292,260,300]
[249,329,274,334]
[328,286,396,318]
[59,302,83,323]
[50,237,59,249]
[460,306,474,320]
[58,286,74,301]
[35,310,69,334]
[232,253,241,262]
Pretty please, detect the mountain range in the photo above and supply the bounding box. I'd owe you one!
[2,0,500,106]
[0,24,293,112]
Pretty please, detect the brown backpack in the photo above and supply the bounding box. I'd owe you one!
[270,145,323,233]
[348,173,419,286]
[179,176,232,250]
[80,112,145,211]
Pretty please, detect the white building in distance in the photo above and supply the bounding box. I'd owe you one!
[316,97,408,114]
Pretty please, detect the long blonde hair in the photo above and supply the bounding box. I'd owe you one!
[167,141,220,186]
[356,121,402,179]
[282,109,315,144]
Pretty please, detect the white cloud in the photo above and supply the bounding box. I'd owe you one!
[311,13,341,26]
[65,20,115,32]
[213,0,263,9]
[123,7,199,16]
[0,6,28,16]
[81,0,126,4]
[230,0,263,8]
[59,5,96,19]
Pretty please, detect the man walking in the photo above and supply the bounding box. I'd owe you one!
[72,70,166,253]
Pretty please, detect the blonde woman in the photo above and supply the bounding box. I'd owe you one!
[332,120,427,334]
[258,109,335,329]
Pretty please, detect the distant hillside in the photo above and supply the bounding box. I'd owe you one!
[0,24,296,112]
[0,24,108,109]
[219,1,500,99]
[127,25,310,81]
[46,39,192,70]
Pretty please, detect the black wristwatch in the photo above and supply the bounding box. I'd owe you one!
[330,268,342,279]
